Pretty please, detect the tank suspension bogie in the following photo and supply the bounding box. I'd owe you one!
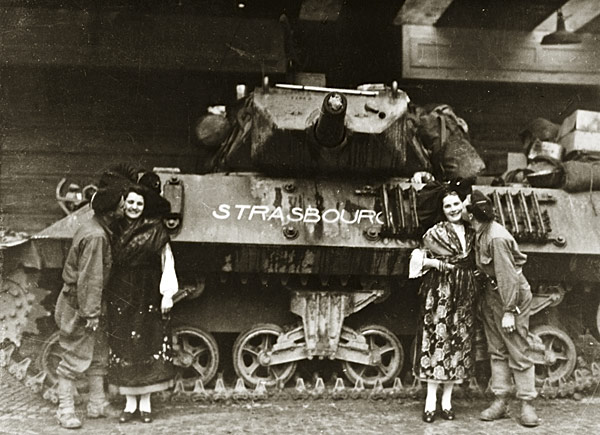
[232,289,402,388]
[314,92,347,148]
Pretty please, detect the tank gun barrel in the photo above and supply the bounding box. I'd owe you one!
[314,92,347,148]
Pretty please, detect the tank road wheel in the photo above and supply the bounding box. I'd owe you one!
[342,325,404,388]
[37,331,61,386]
[172,326,219,387]
[531,324,577,384]
[232,324,297,388]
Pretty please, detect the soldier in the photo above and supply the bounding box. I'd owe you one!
[463,190,540,428]
[54,186,125,429]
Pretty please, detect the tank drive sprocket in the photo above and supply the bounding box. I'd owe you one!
[0,268,50,347]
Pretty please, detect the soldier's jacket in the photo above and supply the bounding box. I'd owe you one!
[58,215,113,320]
[475,220,530,314]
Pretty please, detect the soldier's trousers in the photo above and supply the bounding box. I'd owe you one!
[54,291,108,380]
[482,285,537,400]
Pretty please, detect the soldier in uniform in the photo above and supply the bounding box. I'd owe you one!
[463,190,540,428]
[54,186,125,429]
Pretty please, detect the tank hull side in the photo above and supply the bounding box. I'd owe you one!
[170,274,420,336]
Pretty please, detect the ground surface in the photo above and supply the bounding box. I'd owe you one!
[1,368,599,435]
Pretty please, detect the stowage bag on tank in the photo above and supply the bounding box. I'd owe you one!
[563,160,600,192]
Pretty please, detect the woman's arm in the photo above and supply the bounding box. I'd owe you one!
[408,249,451,278]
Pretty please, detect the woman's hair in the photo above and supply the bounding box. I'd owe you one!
[442,190,461,201]
[125,184,147,199]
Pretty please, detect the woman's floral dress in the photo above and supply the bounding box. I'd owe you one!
[410,221,478,383]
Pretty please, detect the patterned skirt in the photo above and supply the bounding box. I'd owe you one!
[413,264,477,383]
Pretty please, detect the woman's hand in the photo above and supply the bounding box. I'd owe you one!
[436,260,455,272]
[161,295,173,315]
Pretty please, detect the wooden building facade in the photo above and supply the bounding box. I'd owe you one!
[1,0,600,233]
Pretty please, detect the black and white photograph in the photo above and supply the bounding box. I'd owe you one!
[1,1,599,433]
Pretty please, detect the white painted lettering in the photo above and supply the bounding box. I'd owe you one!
[267,207,285,222]
[304,206,321,223]
[249,205,269,220]
[235,204,251,220]
[212,204,230,220]
[357,209,377,224]
[340,209,359,224]
[322,208,341,223]
[212,203,382,226]
[288,207,304,222]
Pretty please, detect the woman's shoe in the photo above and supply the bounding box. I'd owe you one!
[441,408,455,420]
[139,411,153,423]
[422,410,436,423]
[118,411,137,423]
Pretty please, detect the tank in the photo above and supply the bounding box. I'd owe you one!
[1,81,598,396]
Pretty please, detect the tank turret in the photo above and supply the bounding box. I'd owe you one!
[218,83,418,176]
[214,82,485,181]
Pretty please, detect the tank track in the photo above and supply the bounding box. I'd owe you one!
[3,348,600,405]
[3,267,600,403]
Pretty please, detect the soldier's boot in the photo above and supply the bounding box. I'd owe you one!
[513,364,540,427]
[479,396,509,421]
[519,401,540,427]
[86,375,110,418]
[56,376,82,429]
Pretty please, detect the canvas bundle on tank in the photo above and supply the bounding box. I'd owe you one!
[562,160,600,192]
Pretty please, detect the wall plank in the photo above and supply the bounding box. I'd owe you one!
[0,7,286,74]
[402,25,600,85]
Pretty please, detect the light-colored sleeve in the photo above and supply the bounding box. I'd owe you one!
[160,242,179,298]
[409,248,428,279]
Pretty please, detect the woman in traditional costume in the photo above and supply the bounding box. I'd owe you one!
[409,181,478,423]
[106,180,178,423]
